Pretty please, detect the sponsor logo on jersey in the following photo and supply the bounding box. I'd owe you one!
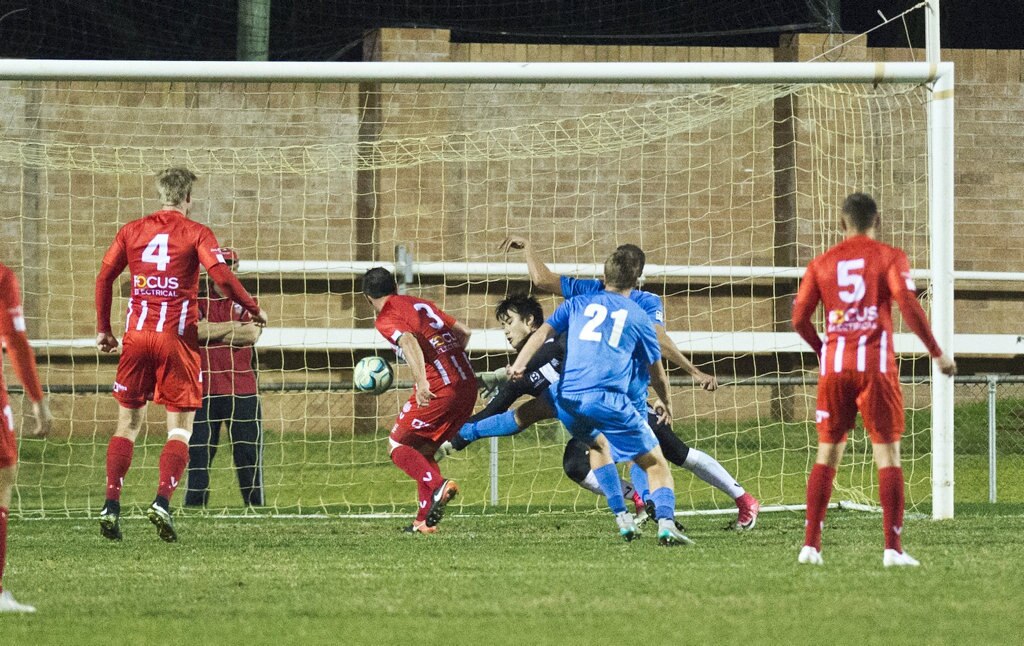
[133,274,180,297]
[827,305,878,333]
[410,418,432,430]
[428,331,459,354]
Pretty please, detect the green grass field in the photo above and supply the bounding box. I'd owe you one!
[3,504,1024,645]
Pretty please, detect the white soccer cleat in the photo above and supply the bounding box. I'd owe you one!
[433,441,455,462]
[798,545,824,565]
[883,549,920,568]
[0,590,37,613]
[615,511,640,542]
[657,518,694,546]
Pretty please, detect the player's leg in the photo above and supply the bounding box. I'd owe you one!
[444,395,554,457]
[634,447,692,546]
[0,413,35,614]
[228,395,264,506]
[861,376,917,566]
[560,439,646,516]
[651,412,756,525]
[147,334,204,542]
[184,396,219,507]
[100,404,146,541]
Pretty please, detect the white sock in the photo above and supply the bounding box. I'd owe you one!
[682,449,745,500]
[579,471,605,496]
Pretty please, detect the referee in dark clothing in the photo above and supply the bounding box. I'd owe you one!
[185,247,264,507]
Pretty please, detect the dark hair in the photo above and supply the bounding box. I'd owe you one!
[616,243,646,275]
[361,267,397,298]
[495,293,544,328]
[842,193,879,232]
[604,248,641,290]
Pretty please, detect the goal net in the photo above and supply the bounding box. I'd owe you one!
[0,62,946,518]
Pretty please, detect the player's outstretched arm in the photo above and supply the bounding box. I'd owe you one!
[648,360,673,426]
[397,332,434,407]
[654,325,718,391]
[509,323,555,380]
[95,261,123,352]
[499,235,561,294]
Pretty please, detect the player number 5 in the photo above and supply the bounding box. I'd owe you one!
[142,233,171,271]
[579,303,628,348]
[837,258,866,304]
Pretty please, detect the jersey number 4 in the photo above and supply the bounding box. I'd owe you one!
[579,303,628,348]
[142,233,171,271]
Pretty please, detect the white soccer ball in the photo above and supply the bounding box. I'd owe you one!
[353,356,394,395]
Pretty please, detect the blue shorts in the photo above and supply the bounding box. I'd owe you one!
[554,390,658,462]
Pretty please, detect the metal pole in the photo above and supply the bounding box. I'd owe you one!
[237,0,271,62]
[925,0,956,520]
[988,375,998,503]
[489,436,500,507]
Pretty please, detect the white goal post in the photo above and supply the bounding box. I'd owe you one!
[0,59,955,518]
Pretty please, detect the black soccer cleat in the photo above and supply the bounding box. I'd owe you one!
[146,501,177,543]
[99,501,122,541]
[424,479,459,528]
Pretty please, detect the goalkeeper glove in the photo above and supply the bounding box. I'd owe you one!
[478,367,510,397]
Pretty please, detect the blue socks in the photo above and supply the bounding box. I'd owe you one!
[629,463,650,502]
[651,486,676,522]
[458,411,519,445]
[593,463,628,514]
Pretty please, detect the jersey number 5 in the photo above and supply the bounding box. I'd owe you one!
[579,303,628,347]
[141,233,171,271]
[837,258,866,304]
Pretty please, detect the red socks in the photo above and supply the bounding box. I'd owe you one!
[0,507,7,593]
[803,463,836,550]
[156,440,190,501]
[878,466,905,552]
[390,445,441,522]
[105,436,135,501]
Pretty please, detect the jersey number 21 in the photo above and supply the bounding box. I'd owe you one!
[579,304,628,348]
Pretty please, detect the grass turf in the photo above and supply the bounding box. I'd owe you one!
[3,506,1024,644]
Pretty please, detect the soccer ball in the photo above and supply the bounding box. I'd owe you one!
[353,356,394,395]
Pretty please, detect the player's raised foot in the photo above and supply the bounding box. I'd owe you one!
[403,520,438,535]
[615,511,640,542]
[99,500,122,541]
[657,518,694,546]
[883,549,920,568]
[0,590,36,613]
[424,479,459,528]
[146,500,177,543]
[798,545,823,565]
[433,441,455,462]
[734,492,760,531]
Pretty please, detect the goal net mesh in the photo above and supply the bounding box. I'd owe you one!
[0,74,931,517]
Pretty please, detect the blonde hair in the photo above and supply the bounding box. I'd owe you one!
[156,167,197,206]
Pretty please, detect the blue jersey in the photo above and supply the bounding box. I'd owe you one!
[561,276,664,406]
[546,291,661,397]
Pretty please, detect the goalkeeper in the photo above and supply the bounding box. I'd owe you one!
[443,290,759,530]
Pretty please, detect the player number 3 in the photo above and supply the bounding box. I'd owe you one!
[579,303,628,348]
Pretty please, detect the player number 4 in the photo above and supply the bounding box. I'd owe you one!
[142,233,171,271]
[579,303,628,348]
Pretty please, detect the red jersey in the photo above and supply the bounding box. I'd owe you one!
[199,294,258,396]
[100,210,228,338]
[374,295,474,391]
[793,235,942,376]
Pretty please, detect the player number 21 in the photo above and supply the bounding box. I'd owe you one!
[579,304,628,348]
[141,233,171,271]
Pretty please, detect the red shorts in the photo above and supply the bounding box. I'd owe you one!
[816,371,904,445]
[389,380,478,454]
[114,331,203,412]
[0,393,16,469]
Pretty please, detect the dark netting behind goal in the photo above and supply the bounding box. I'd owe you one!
[0,1,838,61]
